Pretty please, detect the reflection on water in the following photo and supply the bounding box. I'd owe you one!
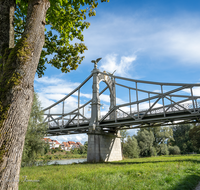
[48,158,87,165]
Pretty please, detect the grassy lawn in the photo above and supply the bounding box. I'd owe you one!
[19,155,200,190]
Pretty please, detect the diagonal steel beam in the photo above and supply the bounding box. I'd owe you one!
[117,108,136,120]
[43,116,48,123]
[78,113,89,122]
[165,96,193,114]
[50,115,59,127]
[141,98,161,119]
[99,106,117,123]
[64,115,77,128]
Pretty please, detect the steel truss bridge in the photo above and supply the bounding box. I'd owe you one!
[43,60,200,136]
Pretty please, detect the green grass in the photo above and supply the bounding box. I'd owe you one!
[19,155,200,190]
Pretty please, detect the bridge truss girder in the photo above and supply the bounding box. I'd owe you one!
[43,65,200,136]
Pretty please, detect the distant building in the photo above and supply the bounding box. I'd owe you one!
[43,138,61,149]
[71,142,82,150]
[68,141,76,149]
[43,138,83,151]
[53,140,61,148]
[61,142,70,151]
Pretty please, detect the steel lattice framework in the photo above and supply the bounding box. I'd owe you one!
[43,61,200,136]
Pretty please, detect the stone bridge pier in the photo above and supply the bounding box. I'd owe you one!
[87,131,122,162]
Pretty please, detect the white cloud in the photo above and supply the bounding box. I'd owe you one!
[99,94,110,103]
[99,54,136,77]
[35,76,64,84]
[153,90,161,93]
[116,97,126,105]
[80,93,92,99]
[83,12,200,65]
[40,84,79,95]
[183,87,200,96]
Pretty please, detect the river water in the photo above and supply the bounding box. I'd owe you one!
[47,158,87,165]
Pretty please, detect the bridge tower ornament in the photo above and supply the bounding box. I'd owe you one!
[89,58,116,133]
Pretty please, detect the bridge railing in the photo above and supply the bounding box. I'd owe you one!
[44,69,200,134]
[97,71,200,125]
[100,101,200,121]
[47,100,200,130]
[42,73,94,129]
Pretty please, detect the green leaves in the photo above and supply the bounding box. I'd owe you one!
[22,93,48,166]
[14,0,109,77]
[189,125,200,149]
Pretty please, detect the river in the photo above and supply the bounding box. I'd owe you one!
[47,158,87,165]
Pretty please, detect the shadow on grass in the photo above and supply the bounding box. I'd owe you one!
[169,174,200,190]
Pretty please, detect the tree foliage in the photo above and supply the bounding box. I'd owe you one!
[135,129,155,157]
[120,129,129,144]
[123,136,140,158]
[168,146,180,155]
[14,0,109,77]
[122,126,179,158]
[146,126,174,147]
[169,124,194,154]
[21,93,49,166]
[189,125,200,150]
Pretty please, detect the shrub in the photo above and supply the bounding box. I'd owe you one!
[159,144,169,155]
[150,147,157,156]
[168,146,180,155]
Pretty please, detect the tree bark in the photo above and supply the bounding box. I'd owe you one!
[0,0,15,76]
[0,0,50,189]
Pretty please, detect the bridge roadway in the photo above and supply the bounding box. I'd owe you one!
[46,107,200,136]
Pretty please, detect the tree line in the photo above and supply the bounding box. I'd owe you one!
[21,93,88,166]
[121,124,200,158]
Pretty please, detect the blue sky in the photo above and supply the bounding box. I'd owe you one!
[35,0,200,144]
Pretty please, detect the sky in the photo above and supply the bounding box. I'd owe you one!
[35,0,200,144]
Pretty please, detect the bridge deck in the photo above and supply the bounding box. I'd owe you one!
[46,108,200,136]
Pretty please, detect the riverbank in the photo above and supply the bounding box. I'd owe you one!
[19,154,200,190]
[38,153,87,161]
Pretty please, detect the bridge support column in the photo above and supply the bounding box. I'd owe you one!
[87,131,122,162]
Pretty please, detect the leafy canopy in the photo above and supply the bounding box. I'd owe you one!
[14,0,109,77]
[22,93,49,166]
[189,125,200,149]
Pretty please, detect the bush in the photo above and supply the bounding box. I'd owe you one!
[150,147,157,156]
[168,146,180,155]
[51,149,56,154]
[159,144,169,155]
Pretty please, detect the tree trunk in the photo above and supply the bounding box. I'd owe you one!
[0,0,50,189]
[0,0,15,76]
